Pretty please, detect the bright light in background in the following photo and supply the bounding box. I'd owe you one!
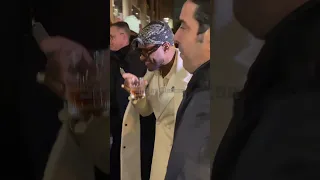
[124,15,141,34]
[163,18,173,29]
[163,17,169,23]
[146,15,150,23]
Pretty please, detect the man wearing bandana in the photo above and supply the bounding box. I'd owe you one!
[120,21,192,180]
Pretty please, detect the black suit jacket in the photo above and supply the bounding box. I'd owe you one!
[110,45,147,140]
[166,61,211,180]
[212,1,320,180]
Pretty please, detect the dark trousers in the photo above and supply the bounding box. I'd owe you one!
[140,114,156,180]
[95,166,110,180]
[110,137,121,180]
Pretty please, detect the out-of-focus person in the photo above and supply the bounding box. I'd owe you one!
[165,0,211,179]
[212,0,320,180]
[19,1,109,180]
[110,21,156,180]
[120,21,192,180]
[38,36,110,180]
[124,15,141,42]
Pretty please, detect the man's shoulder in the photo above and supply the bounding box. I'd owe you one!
[295,2,320,45]
[302,5,320,36]
[125,49,142,64]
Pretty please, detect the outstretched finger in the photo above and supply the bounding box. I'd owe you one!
[122,73,137,80]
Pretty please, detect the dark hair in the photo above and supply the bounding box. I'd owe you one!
[191,0,212,34]
[129,31,138,43]
[110,21,131,37]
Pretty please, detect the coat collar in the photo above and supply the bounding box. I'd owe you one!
[148,49,192,120]
[145,48,192,86]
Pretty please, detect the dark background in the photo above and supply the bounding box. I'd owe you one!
[2,0,109,179]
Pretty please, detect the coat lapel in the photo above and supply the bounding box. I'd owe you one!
[156,50,192,121]
[120,50,190,180]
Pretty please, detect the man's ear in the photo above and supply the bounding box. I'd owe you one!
[196,28,210,44]
[120,33,126,41]
[204,28,210,44]
[196,34,204,43]
[204,29,210,53]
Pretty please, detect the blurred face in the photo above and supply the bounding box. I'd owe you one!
[110,26,127,51]
[232,0,296,39]
[137,43,168,71]
[233,0,264,38]
[174,0,210,73]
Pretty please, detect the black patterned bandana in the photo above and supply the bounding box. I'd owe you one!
[132,21,174,49]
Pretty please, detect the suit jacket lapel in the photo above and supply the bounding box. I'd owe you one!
[156,49,191,121]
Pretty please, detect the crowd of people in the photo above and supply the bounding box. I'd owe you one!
[31,0,211,179]
[17,0,320,179]
[109,0,211,179]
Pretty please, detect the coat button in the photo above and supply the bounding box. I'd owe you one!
[125,124,127,126]
[123,146,126,149]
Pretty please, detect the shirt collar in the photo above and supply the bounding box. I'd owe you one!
[155,49,178,79]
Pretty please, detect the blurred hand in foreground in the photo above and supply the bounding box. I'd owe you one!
[38,36,92,98]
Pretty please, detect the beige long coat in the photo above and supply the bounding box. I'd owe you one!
[42,104,110,180]
[120,50,192,180]
[42,49,110,180]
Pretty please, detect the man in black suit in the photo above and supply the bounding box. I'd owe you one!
[165,0,211,179]
[212,0,320,179]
